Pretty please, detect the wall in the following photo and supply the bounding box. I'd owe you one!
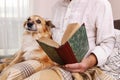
[109,0,120,20]
[32,0,120,20]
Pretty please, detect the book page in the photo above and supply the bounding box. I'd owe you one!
[61,23,80,45]
[37,37,60,48]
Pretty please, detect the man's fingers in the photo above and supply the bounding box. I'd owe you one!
[64,63,81,69]
[63,63,88,73]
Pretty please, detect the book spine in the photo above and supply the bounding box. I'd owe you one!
[55,42,77,64]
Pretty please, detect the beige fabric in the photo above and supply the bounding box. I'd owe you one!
[24,68,61,80]
[1,61,116,80]
[5,60,42,80]
[24,66,72,80]
[71,67,116,80]
[24,67,115,80]
[73,67,116,80]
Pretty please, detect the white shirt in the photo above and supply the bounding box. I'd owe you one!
[51,0,115,66]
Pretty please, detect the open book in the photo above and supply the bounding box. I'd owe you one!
[37,23,89,65]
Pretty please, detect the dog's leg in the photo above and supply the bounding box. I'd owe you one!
[3,50,24,72]
[0,54,17,72]
[6,49,24,69]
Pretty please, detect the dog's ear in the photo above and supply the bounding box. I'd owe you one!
[23,17,30,27]
[23,21,27,27]
[46,20,55,28]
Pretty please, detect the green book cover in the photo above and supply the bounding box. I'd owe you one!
[37,23,89,65]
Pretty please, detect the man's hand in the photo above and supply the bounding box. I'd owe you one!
[63,53,97,73]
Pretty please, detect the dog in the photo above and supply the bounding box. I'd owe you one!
[0,15,56,80]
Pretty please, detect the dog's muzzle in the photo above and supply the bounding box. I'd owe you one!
[27,22,33,28]
[26,22,37,31]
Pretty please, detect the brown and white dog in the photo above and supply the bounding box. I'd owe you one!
[0,15,56,79]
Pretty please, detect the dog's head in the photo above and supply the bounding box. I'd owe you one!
[24,15,55,38]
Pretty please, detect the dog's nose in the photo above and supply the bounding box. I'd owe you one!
[27,22,33,28]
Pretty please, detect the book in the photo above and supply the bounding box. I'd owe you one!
[37,23,89,65]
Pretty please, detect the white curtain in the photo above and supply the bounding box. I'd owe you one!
[0,0,33,56]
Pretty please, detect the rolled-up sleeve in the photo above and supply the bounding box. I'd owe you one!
[91,0,115,66]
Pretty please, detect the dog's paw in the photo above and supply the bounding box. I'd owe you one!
[0,63,8,72]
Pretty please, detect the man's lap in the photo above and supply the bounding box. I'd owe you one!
[24,66,115,80]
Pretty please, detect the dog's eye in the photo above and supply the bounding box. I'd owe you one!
[36,20,41,24]
[27,18,31,21]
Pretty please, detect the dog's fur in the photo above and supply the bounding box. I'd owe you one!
[0,15,56,79]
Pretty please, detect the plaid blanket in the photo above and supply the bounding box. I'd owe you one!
[1,60,116,80]
[24,66,115,80]
[3,60,42,80]
[60,67,115,80]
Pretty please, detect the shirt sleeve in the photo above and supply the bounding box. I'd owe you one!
[91,0,115,66]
